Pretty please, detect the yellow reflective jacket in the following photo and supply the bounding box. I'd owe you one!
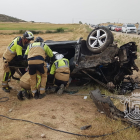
[25,42,53,59]
[3,37,23,62]
[50,58,70,81]
[50,58,69,75]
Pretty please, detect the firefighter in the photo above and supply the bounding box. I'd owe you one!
[48,52,70,94]
[2,31,34,92]
[24,37,53,99]
[17,71,41,100]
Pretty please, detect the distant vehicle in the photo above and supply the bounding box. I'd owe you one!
[122,24,137,33]
[106,25,114,30]
[111,25,116,31]
[115,26,122,32]
[137,24,140,35]
[90,24,95,28]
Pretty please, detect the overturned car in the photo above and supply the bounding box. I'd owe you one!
[9,26,139,94]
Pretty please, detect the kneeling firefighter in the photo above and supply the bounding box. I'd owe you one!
[17,71,41,100]
[24,37,53,98]
[48,52,70,94]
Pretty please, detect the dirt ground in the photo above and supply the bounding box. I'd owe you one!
[1,32,140,140]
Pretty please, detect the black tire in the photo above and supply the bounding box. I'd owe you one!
[86,26,114,54]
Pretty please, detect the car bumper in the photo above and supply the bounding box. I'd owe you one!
[127,30,137,33]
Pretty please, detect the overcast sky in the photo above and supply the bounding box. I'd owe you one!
[0,0,140,24]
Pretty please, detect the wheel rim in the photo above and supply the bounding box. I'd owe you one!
[88,29,107,49]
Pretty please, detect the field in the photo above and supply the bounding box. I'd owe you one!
[0,23,140,140]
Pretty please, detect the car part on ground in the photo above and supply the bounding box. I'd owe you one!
[90,89,140,129]
[86,26,114,54]
[81,70,115,93]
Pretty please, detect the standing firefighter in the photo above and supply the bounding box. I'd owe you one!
[24,37,53,98]
[2,31,34,92]
[48,52,70,94]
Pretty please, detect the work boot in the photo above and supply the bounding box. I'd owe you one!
[57,84,64,95]
[46,86,57,94]
[24,90,33,99]
[2,87,10,93]
[39,92,47,99]
[34,91,39,99]
[17,91,24,100]
[8,86,12,90]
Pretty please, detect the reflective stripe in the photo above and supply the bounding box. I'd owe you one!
[54,62,59,69]
[8,41,14,49]
[32,90,37,93]
[3,72,6,81]
[29,42,45,51]
[21,88,25,91]
[3,72,9,81]
[8,47,16,54]
[9,71,11,77]
[63,60,68,66]
[29,44,32,50]
[40,87,45,91]
[37,74,41,88]
[7,41,16,54]
[58,65,69,69]
[2,83,8,85]
[54,59,69,69]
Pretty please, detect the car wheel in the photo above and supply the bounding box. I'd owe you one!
[86,26,114,54]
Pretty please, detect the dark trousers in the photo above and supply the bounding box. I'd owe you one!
[29,63,44,75]
[55,78,68,87]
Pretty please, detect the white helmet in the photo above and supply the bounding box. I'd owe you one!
[23,31,34,40]
[53,51,64,60]
[53,51,58,55]
[55,54,64,60]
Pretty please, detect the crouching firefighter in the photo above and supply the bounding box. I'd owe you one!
[48,52,70,94]
[2,31,34,92]
[24,37,53,98]
[17,71,41,100]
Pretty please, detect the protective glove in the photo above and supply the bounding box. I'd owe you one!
[23,55,27,60]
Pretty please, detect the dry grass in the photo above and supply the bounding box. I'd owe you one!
[0,22,80,31]
[0,24,140,140]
